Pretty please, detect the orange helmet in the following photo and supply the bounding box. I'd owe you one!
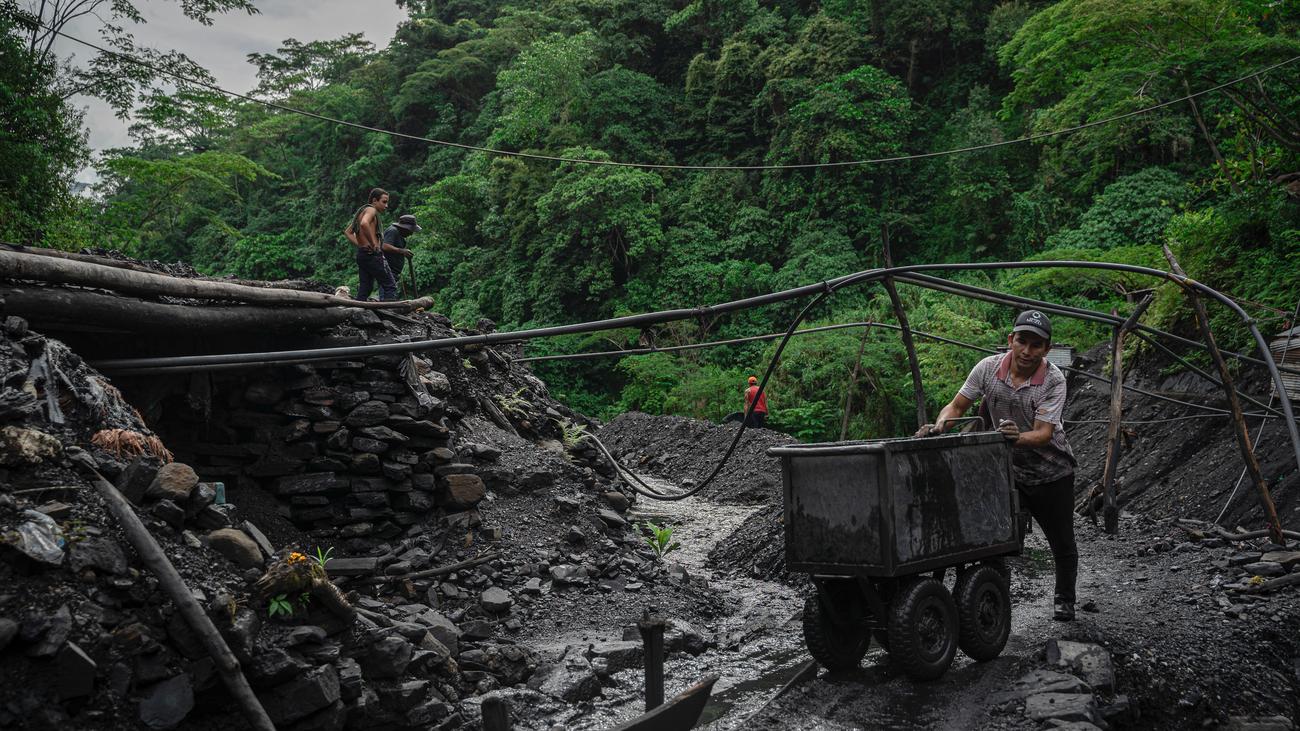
[748,376,758,385]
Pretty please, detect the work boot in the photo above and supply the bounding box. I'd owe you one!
[1053,596,1075,621]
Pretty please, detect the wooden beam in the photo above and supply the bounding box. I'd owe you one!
[13,246,328,291]
[1163,245,1285,544]
[881,228,927,429]
[0,249,432,311]
[1,286,375,334]
[1097,297,1152,533]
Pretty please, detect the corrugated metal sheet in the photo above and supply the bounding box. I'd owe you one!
[1046,346,1075,368]
[1271,334,1300,401]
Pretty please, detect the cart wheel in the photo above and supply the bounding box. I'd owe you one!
[802,594,869,671]
[886,577,958,680]
[954,565,1011,662]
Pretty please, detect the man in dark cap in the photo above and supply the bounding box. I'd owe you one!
[380,213,421,285]
[916,310,1079,620]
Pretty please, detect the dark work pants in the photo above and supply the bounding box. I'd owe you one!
[356,250,397,301]
[744,411,766,428]
[1017,473,1078,603]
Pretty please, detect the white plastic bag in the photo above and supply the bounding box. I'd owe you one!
[14,509,65,566]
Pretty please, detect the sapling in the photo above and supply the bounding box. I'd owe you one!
[641,521,680,560]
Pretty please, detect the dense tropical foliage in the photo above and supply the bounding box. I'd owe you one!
[5,0,1299,440]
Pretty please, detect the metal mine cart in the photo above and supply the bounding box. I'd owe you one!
[769,425,1022,680]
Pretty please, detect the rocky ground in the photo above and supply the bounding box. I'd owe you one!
[2,257,1299,731]
[0,293,732,730]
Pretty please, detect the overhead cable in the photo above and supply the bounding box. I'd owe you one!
[41,21,1300,172]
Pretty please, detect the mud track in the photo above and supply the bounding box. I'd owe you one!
[592,413,1300,730]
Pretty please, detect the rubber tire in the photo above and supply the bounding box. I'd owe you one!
[802,594,869,672]
[886,577,959,681]
[954,565,1012,662]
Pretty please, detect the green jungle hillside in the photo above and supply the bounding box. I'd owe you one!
[5,0,1299,440]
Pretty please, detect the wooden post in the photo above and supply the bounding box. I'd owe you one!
[481,694,511,731]
[840,324,871,441]
[881,228,927,429]
[1097,297,1153,533]
[1163,245,1285,544]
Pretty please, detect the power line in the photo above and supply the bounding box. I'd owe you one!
[40,20,1300,172]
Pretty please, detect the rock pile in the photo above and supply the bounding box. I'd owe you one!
[0,297,733,730]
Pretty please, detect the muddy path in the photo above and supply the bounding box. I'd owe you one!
[526,472,808,730]
[583,414,1300,730]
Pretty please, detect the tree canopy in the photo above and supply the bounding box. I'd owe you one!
[9,0,1299,440]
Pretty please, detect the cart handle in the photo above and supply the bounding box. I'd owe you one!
[936,416,985,433]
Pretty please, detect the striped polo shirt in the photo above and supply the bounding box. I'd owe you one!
[959,352,1076,485]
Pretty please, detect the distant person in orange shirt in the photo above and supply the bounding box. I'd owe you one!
[743,375,768,428]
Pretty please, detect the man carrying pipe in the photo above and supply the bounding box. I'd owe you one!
[916,310,1080,620]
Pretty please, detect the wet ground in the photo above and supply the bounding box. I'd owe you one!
[538,468,1066,731]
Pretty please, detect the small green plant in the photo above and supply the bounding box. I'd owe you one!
[557,418,589,450]
[311,546,333,571]
[268,594,293,618]
[495,387,530,418]
[462,358,474,370]
[641,521,681,560]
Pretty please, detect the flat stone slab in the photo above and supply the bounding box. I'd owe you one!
[1024,692,1100,725]
[1045,639,1115,693]
[990,669,1090,704]
[327,558,379,576]
[1260,551,1300,569]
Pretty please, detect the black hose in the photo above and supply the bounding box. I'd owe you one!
[84,260,1300,485]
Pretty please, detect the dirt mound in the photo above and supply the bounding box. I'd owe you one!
[597,412,794,505]
[1064,343,1300,531]
[595,413,802,584]
[0,303,727,730]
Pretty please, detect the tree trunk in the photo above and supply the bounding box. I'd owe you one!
[840,324,872,441]
[0,285,373,334]
[0,249,432,311]
[1182,76,1241,195]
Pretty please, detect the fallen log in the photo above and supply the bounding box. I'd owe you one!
[66,447,275,731]
[12,246,333,291]
[1,285,376,334]
[1247,572,1300,593]
[1209,526,1300,542]
[0,248,432,311]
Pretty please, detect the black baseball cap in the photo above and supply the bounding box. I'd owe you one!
[1013,310,1052,340]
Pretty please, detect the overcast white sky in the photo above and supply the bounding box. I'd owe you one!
[55,0,410,183]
